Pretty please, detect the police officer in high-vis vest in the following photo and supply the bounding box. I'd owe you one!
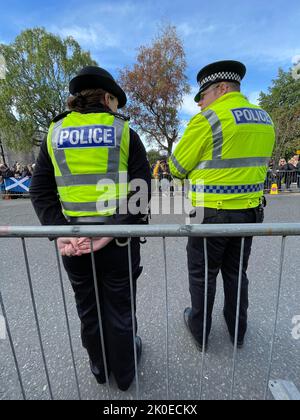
[169,61,275,350]
[30,66,151,391]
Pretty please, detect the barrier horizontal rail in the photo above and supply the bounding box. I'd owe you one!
[1,223,300,238]
[1,224,299,400]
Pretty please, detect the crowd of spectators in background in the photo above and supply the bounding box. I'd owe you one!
[265,155,300,191]
[0,162,35,185]
[1,154,300,194]
[150,155,300,194]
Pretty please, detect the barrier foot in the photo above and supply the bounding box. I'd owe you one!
[269,379,300,400]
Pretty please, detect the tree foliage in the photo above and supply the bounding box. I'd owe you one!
[147,149,164,165]
[119,25,190,156]
[0,27,96,151]
[259,68,300,164]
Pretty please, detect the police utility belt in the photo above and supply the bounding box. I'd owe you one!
[190,197,266,224]
[68,216,114,225]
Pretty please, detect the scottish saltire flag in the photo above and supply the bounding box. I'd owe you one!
[4,177,31,193]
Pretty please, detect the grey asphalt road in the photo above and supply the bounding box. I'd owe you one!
[0,194,299,400]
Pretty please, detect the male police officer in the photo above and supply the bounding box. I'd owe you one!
[30,66,151,390]
[169,60,275,350]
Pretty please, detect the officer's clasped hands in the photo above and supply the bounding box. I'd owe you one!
[57,237,113,257]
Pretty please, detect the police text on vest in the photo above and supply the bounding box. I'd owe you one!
[57,125,116,149]
[231,108,273,125]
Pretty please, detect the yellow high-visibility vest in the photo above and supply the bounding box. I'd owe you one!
[169,92,275,209]
[47,111,130,217]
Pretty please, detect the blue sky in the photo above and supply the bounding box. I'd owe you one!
[1,0,300,122]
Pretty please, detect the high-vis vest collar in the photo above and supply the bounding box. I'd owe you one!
[47,112,130,217]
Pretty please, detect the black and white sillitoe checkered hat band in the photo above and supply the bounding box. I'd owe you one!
[199,71,241,87]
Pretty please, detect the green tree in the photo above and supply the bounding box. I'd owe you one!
[119,25,190,157]
[259,68,300,165]
[0,27,97,151]
[147,149,164,166]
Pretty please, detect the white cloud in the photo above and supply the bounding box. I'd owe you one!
[199,24,217,35]
[52,25,120,50]
[248,91,260,105]
[247,48,300,64]
[292,55,300,64]
[177,23,194,37]
[180,86,199,117]
[178,23,217,38]
[77,2,136,18]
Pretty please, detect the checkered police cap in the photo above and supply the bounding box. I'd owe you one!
[194,60,246,103]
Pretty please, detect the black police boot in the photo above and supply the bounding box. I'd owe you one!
[184,307,208,352]
[89,360,107,385]
[229,335,244,349]
[223,309,244,349]
[118,336,142,392]
[135,335,142,365]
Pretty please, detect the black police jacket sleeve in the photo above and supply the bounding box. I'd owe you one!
[112,128,151,225]
[30,140,68,226]
[29,129,151,226]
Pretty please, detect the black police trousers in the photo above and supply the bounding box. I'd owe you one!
[63,238,142,390]
[187,208,259,344]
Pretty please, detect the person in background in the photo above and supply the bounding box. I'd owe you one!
[0,163,13,178]
[285,158,297,191]
[276,158,287,191]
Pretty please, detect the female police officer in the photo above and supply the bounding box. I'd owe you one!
[30,66,151,391]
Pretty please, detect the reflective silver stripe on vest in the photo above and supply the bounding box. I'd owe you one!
[107,118,125,173]
[62,201,119,212]
[52,117,126,185]
[202,109,223,160]
[55,172,128,187]
[170,155,188,175]
[195,157,270,170]
[52,120,71,175]
[62,196,130,213]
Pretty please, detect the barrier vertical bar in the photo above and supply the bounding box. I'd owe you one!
[199,237,208,400]
[21,238,53,400]
[0,291,26,400]
[162,237,169,400]
[127,238,140,399]
[230,237,245,400]
[90,240,111,395]
[54,241,81,400]
[264,236,286,400]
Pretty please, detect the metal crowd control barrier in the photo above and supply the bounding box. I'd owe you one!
[1,223,300,401]
[264,170,300,192]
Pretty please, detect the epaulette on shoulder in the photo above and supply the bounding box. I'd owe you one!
[52,111,71,123]
[187,113,202,125]
[112,112,130,122]
[190,112,209,125]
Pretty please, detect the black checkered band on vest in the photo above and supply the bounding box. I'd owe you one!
[199,72,241,87]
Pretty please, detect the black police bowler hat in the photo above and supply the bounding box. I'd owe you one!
[69,66,127,108]
[194,60,246,103]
